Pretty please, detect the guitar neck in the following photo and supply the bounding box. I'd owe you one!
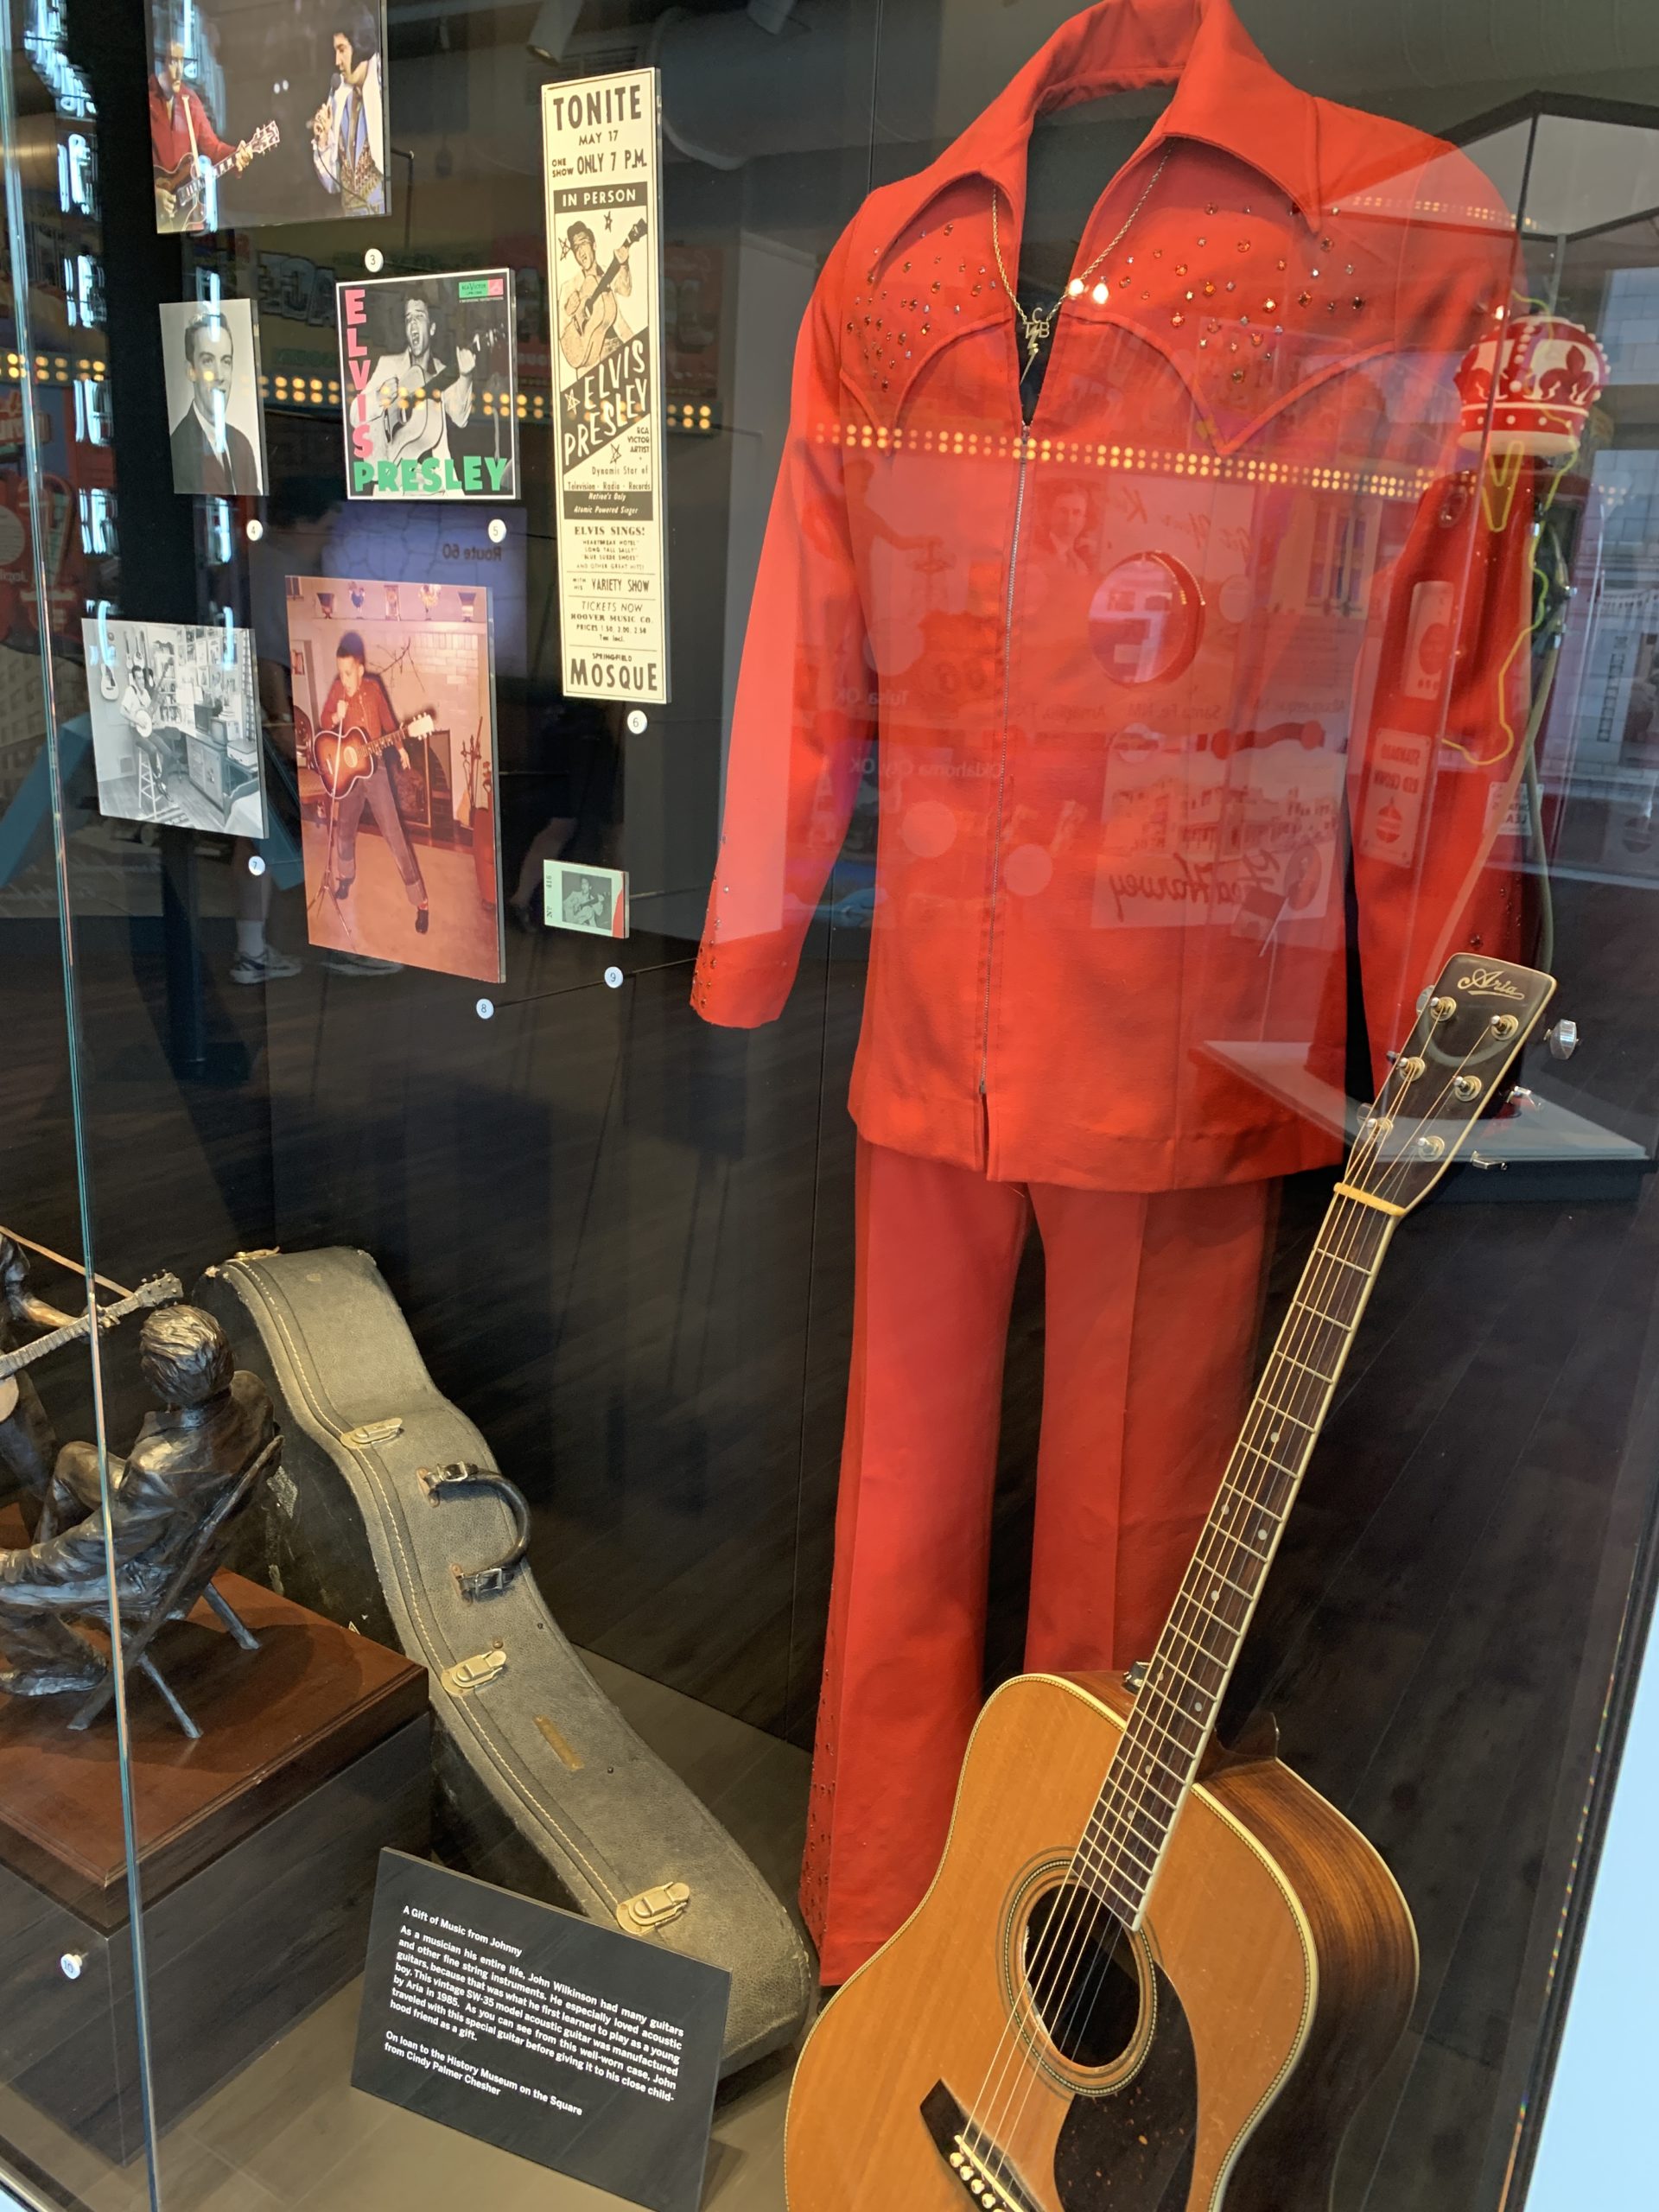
[0,1281,163,1380]
[1078,1188,1397,1929]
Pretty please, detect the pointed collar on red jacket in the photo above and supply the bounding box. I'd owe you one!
[868,0,1327,267]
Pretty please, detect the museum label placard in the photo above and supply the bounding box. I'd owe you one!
[352,1851,728,2212]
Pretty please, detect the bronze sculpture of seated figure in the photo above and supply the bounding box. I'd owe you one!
[0,1305,276,1702]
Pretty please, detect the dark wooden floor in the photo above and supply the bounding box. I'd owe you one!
[3,848,1657,2212]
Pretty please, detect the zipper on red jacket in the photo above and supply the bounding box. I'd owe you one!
[980,431,1027,1110]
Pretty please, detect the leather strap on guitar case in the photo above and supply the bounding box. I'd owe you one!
[195,1246,814,2074]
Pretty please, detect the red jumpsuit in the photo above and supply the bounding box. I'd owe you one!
[693,0,1532,1980]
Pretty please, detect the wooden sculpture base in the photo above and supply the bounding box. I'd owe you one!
[0,1508,430,2162]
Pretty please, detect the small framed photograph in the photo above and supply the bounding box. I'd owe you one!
[338,269,518,501]
[287,573,503,983]
[149,5,390,231]
[543,861,627,939]
[80,616,267,836]
[159,297,268,497]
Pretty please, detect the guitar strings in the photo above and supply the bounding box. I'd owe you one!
[974,1048,1476,2171]
[962,1079,1431,2179]
[962,1029,1492,2183]
[976,1033,1491,2178]
[952,1103,1402,2187]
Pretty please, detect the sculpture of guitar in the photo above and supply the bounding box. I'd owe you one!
[785,954,1558,2212]
[313,707,435,801]
[0,1273,182,1422]
[154,120,279,230]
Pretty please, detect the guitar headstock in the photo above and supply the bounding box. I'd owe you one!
[406,710,436,741]
[137,1273,184,1308]
[1342,956,1557,1216]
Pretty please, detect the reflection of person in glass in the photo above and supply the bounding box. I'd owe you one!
[319,632,429,934]
[169,315,260,497]
[1033,483,1093,576]
[311,15,386,217]
[559,222,632,373]
[562,873,611,931]
[149,40,251,232]
[364,294,475,467]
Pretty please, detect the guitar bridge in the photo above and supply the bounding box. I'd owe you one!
[921,2082,1040,2212]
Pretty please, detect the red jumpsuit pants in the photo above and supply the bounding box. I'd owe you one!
[801,1138,1274,1983]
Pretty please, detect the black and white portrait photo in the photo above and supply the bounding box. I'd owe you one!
[159,298,268,498]
[80,618,268,837]
[544,861,627,939]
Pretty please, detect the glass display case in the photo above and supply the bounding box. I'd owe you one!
[1,3,1657,2209]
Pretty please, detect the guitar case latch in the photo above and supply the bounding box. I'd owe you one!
[442,1642,507,1694]
[343,1417,405,1449]
[616,1882,691,1935]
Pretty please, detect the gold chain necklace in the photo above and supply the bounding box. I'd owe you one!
[991,151,1170,378]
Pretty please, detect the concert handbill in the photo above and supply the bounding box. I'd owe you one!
[286,575,504,983]
[337,270,519,502]
[149,4,391,233]
[543,67,670,705]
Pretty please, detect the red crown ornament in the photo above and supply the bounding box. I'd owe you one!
[1456,309,1610,459]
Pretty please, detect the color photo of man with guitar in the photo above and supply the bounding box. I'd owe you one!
[287,575,504,982]
[149,39,252,233]
[149,2,384,231]
[316,632,429,934]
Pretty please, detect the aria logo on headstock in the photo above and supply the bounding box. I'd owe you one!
[1454,965,1527,1001]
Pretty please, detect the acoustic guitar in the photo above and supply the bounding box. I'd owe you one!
[372,321,511,467]
[154,120,279,231]
[313,705,436,802]
[785,952,1558,2212]
[0,1273,182,1423]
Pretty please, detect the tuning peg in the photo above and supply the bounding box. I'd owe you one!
[1546,1019,1579,1061]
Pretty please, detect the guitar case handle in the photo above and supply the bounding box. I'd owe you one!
[418,1461,531,1600]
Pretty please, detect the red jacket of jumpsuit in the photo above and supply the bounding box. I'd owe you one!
[691,0,1532,1192]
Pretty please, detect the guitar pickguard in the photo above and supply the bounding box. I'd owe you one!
[1054,1964,1197,2212]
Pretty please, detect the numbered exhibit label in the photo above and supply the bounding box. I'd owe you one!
[543,68,670,704]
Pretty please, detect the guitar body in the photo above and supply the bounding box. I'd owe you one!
[314,706,434,803]
[785,1671,1416,2212]
[313,726,379,800]
[152,120,279,231]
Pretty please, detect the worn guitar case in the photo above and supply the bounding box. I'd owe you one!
[195,1246,815,2075]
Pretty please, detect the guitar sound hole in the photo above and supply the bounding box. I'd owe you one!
[1022,1882,1142,2070]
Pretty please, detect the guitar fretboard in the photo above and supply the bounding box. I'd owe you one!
[1075,1191,1395,1926]
[0,1280,176,1381]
